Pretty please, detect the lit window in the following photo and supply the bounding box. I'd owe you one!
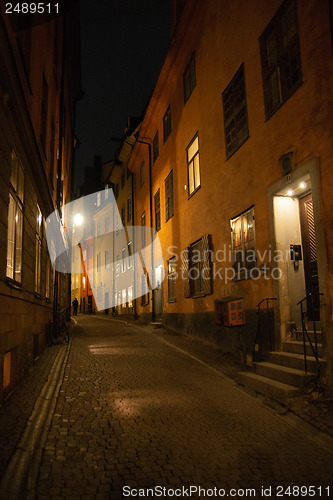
[128,286,133,307]
[82,275,86,291]
[122,248,126,273]
[168,257,176,302]
[97,253,101,272]
[181,235,212,298]
[35,205,42,294]
[186,134,200,196]
[230,207,256,279]
[128,242,133,269]
[97,191,101,207]
[6,151,24,282]
[141,272,149,306]
[122,289,127,307]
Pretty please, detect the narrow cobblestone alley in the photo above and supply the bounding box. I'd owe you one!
[2,315,333,499]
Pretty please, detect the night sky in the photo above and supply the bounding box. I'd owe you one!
[74,0,172,187]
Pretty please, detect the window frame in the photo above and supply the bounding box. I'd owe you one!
[230,206,256,280]
[167,256,177,303]
[163,105,172,143]
[259,0,302,119]
[186,134,201,197]
[141,211,146,247]
[183,53,196,104]
[35,205,42,295]
[165,170,174,221]
[6,150,24,283]
[222,63,249,159]
[153,131,159,163]
[154,188,161,231]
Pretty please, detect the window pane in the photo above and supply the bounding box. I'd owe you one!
[194,155,200,189]
[6,195,16,279]
[15,207,23,282]
[187,137,199,162]
[188,162,195,194]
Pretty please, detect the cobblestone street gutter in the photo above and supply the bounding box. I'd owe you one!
[0,341,71,500]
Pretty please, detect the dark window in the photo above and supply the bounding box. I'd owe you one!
[140,162,145,187]
[121,172,125,189]
[163,106,172,142]
[181,234,212,298]
[141,211,146,247]
[167,257,176,302]
[127,195,132,222]
[259,0,302,119]
[115,183,119,199]
[222,63,249,158]
[153,131,159,163]
[49,119,55,187]
[165,170,174,221]
[121,203,125,226]
[186,134,200,196]
[230,207,256,279]
[154,189,161,231]
[184,53,196,103]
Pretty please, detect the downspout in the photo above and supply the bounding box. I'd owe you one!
[54,4,67,321]
[135,137,155,323]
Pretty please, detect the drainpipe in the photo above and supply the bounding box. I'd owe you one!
[135,137,155,323]
[54,5,67,321]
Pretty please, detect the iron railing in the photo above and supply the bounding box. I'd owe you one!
[297,292,323,376]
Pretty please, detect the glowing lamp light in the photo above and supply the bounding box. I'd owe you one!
[299,182,306,189]
[287,189,294,196]
[73,213,83,226]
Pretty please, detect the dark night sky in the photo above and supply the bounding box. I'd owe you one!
[74,0,172,187]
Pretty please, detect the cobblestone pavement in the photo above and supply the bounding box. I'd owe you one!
[31,315,333,499]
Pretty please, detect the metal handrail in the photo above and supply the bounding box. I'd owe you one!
[297,292,323,376]
[252,297,276,361]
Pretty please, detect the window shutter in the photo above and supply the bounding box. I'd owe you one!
[181,247,191,298]
[201,234,212,295]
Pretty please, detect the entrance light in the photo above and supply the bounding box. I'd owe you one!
[299,182,306,189]
[287,189,293,196]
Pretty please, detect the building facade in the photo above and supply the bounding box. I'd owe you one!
[0,4,81,404]
[127,0,333,393]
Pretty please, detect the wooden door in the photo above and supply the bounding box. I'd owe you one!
[299,194,320,321]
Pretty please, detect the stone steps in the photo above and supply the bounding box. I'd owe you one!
[238,337,326,406]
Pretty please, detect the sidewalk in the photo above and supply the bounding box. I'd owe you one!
[96,312,333,438]
[0,344,62,480]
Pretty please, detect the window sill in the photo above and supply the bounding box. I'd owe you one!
[192,291,206,299]
[168,298,176,303]
[34,292,42,299]
[187,185,201,200]
[6,278,23,290]
[165,214,174,223]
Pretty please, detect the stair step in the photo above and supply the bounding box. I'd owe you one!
[268,351,326,373]
[283,340,322,357]
[253,361,314,388]
[238,372,303,405]
[292,330,322,343]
